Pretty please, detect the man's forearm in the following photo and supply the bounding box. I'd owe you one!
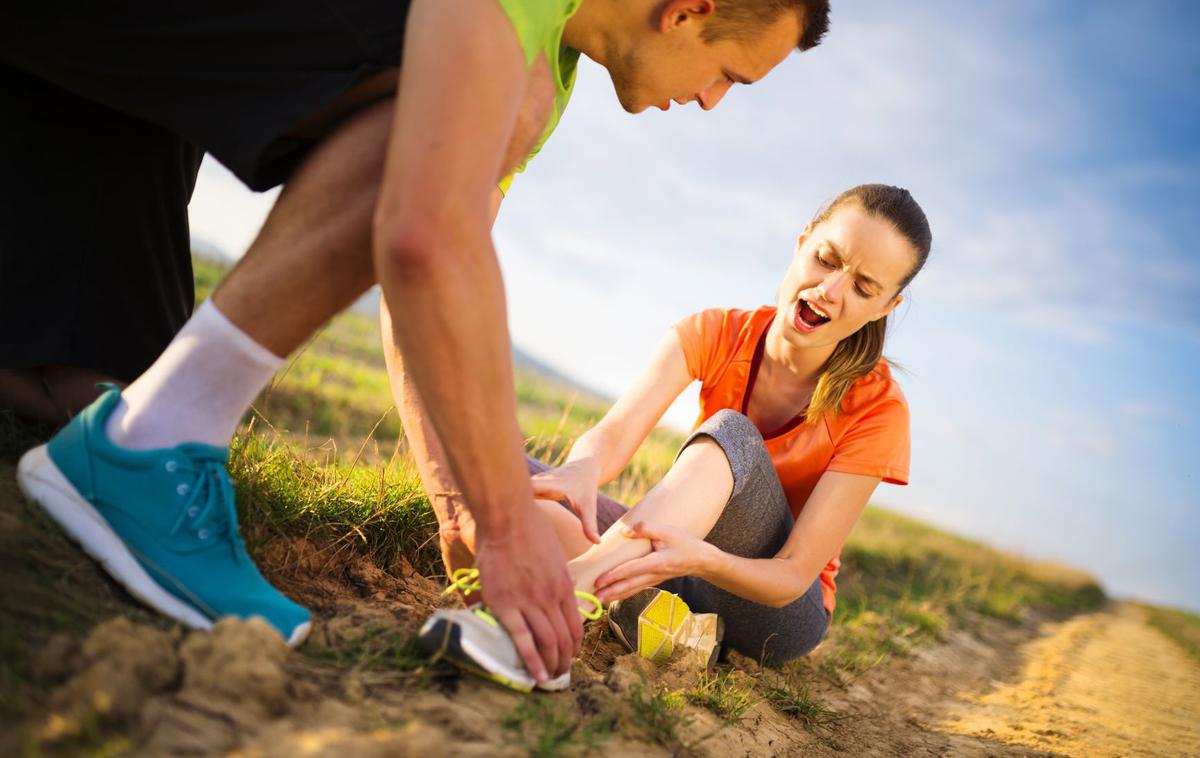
[377,222,531,537]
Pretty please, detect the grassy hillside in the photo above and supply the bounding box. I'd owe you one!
[200,253,1106,688]
[0,256,1109,754]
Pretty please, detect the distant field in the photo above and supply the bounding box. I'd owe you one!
[196,255,1106,673]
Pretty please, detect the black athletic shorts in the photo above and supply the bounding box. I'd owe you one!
[0,1,411,380]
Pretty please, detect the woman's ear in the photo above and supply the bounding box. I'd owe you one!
[794,223,814,254]
[871,294,904,321]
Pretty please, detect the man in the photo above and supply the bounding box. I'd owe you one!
[8,0,829,690]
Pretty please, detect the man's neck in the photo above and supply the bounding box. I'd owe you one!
[562,0,628,65]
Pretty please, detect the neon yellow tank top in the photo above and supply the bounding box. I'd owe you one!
[496,0,582,194]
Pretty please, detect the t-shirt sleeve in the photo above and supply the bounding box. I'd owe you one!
[673,309,727,382]
[826,397,910,485]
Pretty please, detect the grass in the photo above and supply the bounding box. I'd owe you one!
[1141,603,1200,664]
[759,673,847,729]
[627,680,692,750]
[501,697,616,757]
[820,506,1107,680]
[201,251,1108,682]
[685,669,760,723]
[304,623,427,673]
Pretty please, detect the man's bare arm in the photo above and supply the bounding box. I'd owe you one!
[380,188,505,575]
[373,0,580,683]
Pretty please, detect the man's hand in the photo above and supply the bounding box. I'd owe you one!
[475,505,583,682]
[375,0,582,685]
[531,459,603,545]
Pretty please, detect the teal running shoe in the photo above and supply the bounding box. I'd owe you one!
[16,387,311,646]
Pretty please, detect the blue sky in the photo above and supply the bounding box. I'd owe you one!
[190,1,1200,611]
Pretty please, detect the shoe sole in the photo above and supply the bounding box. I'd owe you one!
[17,444,310,648]
[418,616,535,693]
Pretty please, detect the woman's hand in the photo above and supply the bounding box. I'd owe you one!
[531,459,603,544]
[593,521,717,603]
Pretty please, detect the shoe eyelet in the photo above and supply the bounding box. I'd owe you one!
[197,529,209,540]
[177,484,189,496]
[165,461,178,473]
[187,506,199,518]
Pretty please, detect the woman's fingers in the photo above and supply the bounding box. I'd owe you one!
[530,476,566,501]
[622,519,668,541]
[597,574,661,603]
[596,552,662,588]
[580,492,601,544]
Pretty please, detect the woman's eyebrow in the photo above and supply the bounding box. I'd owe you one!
[825,240,882,291]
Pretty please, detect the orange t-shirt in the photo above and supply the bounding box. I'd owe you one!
[674,306,911,613]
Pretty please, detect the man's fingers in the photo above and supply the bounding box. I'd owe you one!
[493,606,549,683]
[521,605,562,681]
[562,591,585,649]
[552,601,578,676]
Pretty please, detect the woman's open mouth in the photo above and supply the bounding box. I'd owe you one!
[793,298,831,332]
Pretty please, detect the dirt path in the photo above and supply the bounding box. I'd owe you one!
[939,603,1200,756]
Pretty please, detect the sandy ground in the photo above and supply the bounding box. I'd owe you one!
[941,603,1200,757]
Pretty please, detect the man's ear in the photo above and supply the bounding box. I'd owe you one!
[659,0,717,32]
[872,294,904,321]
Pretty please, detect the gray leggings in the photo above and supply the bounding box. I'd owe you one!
[530,409,830,666]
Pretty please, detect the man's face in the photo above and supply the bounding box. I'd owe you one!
[606,4,804,113]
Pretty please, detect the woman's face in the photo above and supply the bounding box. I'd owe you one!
[774,203,916,350]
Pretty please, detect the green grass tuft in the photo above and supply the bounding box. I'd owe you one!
[502,697,615,757]
[229,430,443,577]
[627,681,692,749]
[305,623,427,672]
[686,669,760,723]
[760,675,846,728]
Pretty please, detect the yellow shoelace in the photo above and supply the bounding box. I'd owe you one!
[443,567,604,622]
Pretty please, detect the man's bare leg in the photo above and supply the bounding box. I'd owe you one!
[212,100,394,357]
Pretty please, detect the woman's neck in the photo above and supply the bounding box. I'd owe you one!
[761,317,836,392]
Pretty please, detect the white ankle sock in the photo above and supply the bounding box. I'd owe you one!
[105,299,284,450]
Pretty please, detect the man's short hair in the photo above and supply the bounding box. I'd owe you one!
[703,0,831,51]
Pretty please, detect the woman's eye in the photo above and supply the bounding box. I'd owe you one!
[855,285,871,297]
[815,253,834,268]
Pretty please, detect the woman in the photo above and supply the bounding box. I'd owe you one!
[419,183,931,689]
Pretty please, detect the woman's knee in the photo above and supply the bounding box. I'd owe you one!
[682,410,773,502]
